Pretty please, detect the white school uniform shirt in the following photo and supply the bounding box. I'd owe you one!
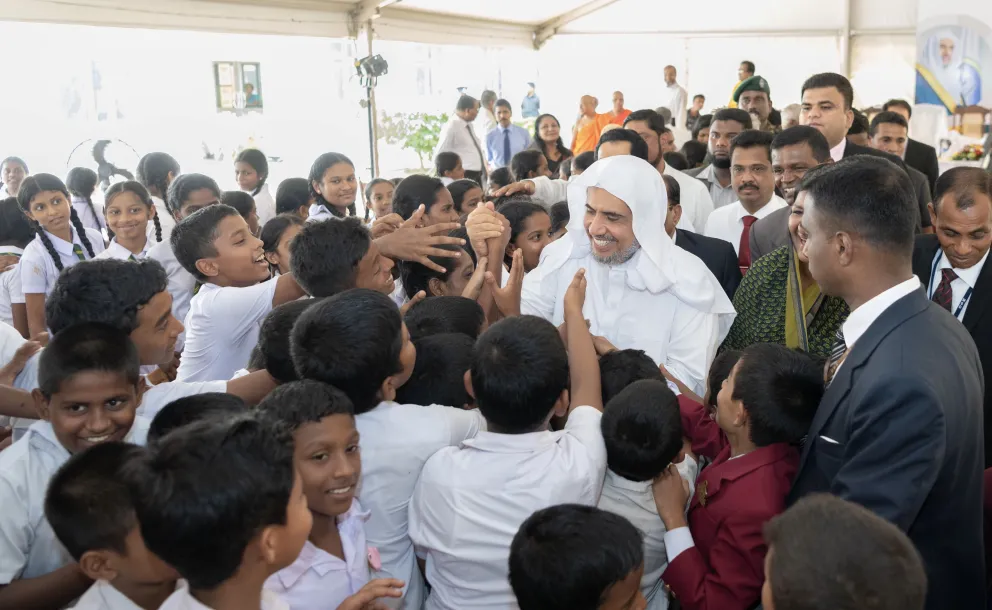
[408,405,608,610]
[0,418,149,584]
[71,195,105,233]
[148,195,176,243]
[147,240,196,350]
[307,204,335,223]
[0,247,25,328]
[19,227,106,297]
[95,238,151,261]
[252,184,277,226]
[597,458,699,610]
[663,163,715,231]
[72,578,170,610]
[176,278,278,382]
[355,401,486,610]
[926,248,989,321]
[264,499,372,610]
[137,378,228,420]
[159,583,289,610]
[703,195,788,255]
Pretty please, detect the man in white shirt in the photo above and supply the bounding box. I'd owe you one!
[434,95,487,186]
[520,155,735,396]
[659,66,687,129]
[704,130,787,274]
[686,108,752,209]
[478,89,498,137]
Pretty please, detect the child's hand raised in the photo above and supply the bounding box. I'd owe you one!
[335,578,405,610]
[563,268,587,318]
[653,464,691,530]
[465,203,504,257]
[399,291,427,316]
[461,257,488,300]
[485,250,523,317]
[370,213,404,239]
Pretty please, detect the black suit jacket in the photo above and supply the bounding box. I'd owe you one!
[905,138,941,195]
[789,289,986,610]
[913,234,992,467]
[675,229,741,299]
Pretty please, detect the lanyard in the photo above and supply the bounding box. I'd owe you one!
[930,251,973,320]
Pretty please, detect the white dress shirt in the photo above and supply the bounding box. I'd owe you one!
[71,195,106,233]
[598,458,699,610]
[841,277,922,355]
[703,195,788,255]
[356,401,486,610]
[95,238,151,261]
[434,115,485,173]
[147,240,196,349]
[176,278,278,382]
[0,247,24,328]
[0,418,149,583]
[664,164,715,230]
[307,204,336,222]
[659,83,688,128]
[694,165,738,210]
[829,138,847,162]
[19,227,106,296]
[926,248,989,321]
[479,107,498,138]
[265,500,371,610]
[148,195,176,243]
[137,379,228,420]
[159,583,288,610]
[408,405,608,610]
[253,183,277,227]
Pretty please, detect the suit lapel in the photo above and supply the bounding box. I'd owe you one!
[963,256,992,332]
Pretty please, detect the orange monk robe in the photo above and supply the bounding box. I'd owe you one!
[607,108,631,126]
[572,114,614,155]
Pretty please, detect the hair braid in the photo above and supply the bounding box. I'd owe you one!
[69,207,97,258]
[33,221,64,272]
[84,193,104,231]
[152,213,163,242]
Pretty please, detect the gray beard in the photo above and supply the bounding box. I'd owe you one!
[592,236,641,266]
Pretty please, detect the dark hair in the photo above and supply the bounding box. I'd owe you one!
[549,201,570,235]
[489,167,513,191]
[0,197,35,247]
[308,153,356,218]
[289,216,372,297]
[801,73,854,110]
[602,379,682,481]
[933,167,992,212]
[136,152,180,200]
[596,128,649,162]
[1,156,28,174]
[679,140,708,168]
[165,173,221,221]
[802,156,917,254]
[394,174,447,221]
[258,299,318,383]
[623,109,667,135]
[18,173,98,272]
[170,204,241,281]
[510,149,546,181]
[733,344,822,446]
[45,442,143,561]
[691,114,713,141]
[220,190,256,222]
[599,349,663,405]
[395,333,474,408]
[771,126,832,163]
[398,243,466,299]
[447,179,482,213]
[708,350,742,408]
[38,323,141,398]
[712,108,752,130]
[472,316,568,433]
[275,177,311,215]
[764,494,926,610]
[730,129,774,163]
[498,199,550,268]
[573,151,596,173]
[126,414,295,590]
[255,380,355,432]
[456,95,478,112]
[234,149,268,196]
[494,98,512,112]
[741,60,756,74]
[364,177,392,219]
[434,152,462,179]
[869,111,909,137]
[404,296,485,342]
[292,289,405,414]
[532,114,572,166]
[509,504,644,610]
[260,213,304,274]
[847,109,870,136]
[104,181,163,243]
[46,258,167,335]
[663,151,689,171]
[882,99,913,119]
[148,393,246,442]
[66,167,103,231]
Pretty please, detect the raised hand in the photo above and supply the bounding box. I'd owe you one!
[370,213,404,239]
[461,257,489,300]
[465,203,504,258]
[485,251,523,316]
[563,268,587,318]
[399,291,427,316]
[490,180,537,199]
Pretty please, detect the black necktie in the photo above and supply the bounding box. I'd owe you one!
[931,268,957,311]
[467,125,487,178]
[503,129,511,166]
[825,329,847,384]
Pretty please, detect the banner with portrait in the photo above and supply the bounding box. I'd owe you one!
[916,1,992,114]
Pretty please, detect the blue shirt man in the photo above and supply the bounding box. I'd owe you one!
[521,82,540,118]
[486,99,531,169]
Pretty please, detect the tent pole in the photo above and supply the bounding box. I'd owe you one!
[366,19,381,178]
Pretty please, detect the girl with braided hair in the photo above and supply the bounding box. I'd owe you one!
[66,166,105,233]
[18,173,105,336]
[95,181,163,261]
[136,152,180,241]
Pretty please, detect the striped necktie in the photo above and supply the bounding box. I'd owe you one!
[128,254,137,262]
[71,244,86,261]
[824,329,847,384]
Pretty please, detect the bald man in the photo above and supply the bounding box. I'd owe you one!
[659,65,687,128]
[606,91,631,126]
[571,95,605,155]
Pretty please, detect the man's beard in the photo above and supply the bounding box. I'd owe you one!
[591,235,641,266]
[712,155,731,169]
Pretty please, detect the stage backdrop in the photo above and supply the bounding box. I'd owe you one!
[916,0,992,113]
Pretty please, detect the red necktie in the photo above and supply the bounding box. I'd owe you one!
[931,268,957,311]
[738,215,758,275]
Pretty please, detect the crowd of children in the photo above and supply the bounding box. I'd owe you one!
[0,148,930,610]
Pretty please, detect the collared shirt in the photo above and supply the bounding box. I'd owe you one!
[693,164,738,209]
[96,238,151,261]
[434,115,485,172]
[485,124,531,168]
[521,94,540,118]
[0,247,24,328]
[659,83,688,128]
[148,195,176,243]
[664,164,716,230]
[703,195,788,255]
[408,405,607,610]
[177,278,279,382]
[829,138,847,162]
[479,108,497,138]
[842,277,922,353]
[147,240,196,349]
[19,227,106,296]
[927,248,989,321]
[356,401,486,610]
[71,195,105,233]
[138,379,228,420]
[159,583,288,610]
[73,578,179,610]
[265,500,371,610]
[598,458,699,610]
[0,419,149,583]
[307,204,336,222]
[252,183,277,226]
